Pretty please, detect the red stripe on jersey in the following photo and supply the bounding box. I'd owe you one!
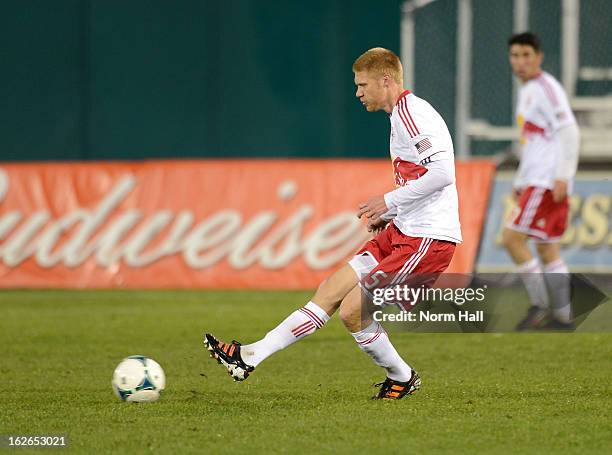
[522,121,545,136]
[401,97,420,135]
[395,89,412,104]
[399,97,420,137]
[397,100,417,137]
[393,158,428,187]
[537,75,559,106]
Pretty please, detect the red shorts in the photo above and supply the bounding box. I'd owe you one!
[349,223,456,304]
[507,186,569,242]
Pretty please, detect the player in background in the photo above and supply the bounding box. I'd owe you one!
[204,47,462,399]
[503,32,580,330]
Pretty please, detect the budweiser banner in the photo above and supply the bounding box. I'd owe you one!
[0,160,494,289]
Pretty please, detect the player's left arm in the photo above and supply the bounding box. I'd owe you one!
[384,155,454,207]
[552,123,580,202]
[536,81,581,202]
[357,151,454,221]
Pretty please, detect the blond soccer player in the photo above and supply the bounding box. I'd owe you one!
[204,48,461,399]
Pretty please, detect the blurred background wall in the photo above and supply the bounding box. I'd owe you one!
[1,0,611,161]
[1,0,401,160]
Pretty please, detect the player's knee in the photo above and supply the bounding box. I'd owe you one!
[313,266,358,307]
[312,279,341,312]
[502,228,522,250]
[536,243,560,264]
[316,278,329,293]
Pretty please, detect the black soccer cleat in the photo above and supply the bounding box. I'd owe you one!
[540,318,576,332]
[372,370,421,400]
[203,333,254,381]
[515,306,550,331]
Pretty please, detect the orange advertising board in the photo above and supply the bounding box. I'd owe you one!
[0,159,495,289]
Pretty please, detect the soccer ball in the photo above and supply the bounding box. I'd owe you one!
[112,355,166,402]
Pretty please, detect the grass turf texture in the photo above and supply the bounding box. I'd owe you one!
[1,290,611,454]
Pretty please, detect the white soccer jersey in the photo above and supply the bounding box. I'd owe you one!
[515,71,577,190]
[386,90,462,243]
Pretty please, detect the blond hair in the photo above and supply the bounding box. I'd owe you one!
[352,47,403,84]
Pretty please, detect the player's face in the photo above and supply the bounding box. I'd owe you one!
[509,44,543,82]
[354,71,385,112]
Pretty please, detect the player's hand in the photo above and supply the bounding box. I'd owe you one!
[552,179,568,203]
[367,217,388,234]
[357,195,389,221]
[512,187,523,202]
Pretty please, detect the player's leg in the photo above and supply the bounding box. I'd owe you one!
[503,227,550,329]
[536,241,573,328]
[237,263,358,368]
[503,226,549,305]
[339,235,454,399]
[502,227,532,264]
[534,191,572,328]
[339,284,416,385]
[204,226,393,380]
[503,187,550,329]
[204,264,357,380]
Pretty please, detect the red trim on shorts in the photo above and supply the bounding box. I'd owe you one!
[508,186,569,240]
[354,224,456,295]
[390,237,433,285]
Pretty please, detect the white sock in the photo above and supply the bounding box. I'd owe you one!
[517,258,549,309]
[543,259,572,323]
[351,321,413,382]
[240,301,330,368]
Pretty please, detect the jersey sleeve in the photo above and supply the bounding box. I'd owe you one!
[384,158,455,208]
[394,113,452,164]
[541,96,575,133]
[535,78,575,132]
[393,96,454,164]
[411,134,452,164]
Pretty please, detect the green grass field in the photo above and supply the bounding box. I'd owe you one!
[1,290,611,454]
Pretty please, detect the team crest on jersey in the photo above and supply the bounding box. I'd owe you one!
[536,218,546,228]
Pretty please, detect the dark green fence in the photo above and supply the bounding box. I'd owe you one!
[2,1,610,161]
[1,1,401,161]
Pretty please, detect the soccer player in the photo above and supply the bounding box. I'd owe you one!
[204,47,462,399]
[503,32,580,330]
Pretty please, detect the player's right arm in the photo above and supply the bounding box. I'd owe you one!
[551,123,579,201]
